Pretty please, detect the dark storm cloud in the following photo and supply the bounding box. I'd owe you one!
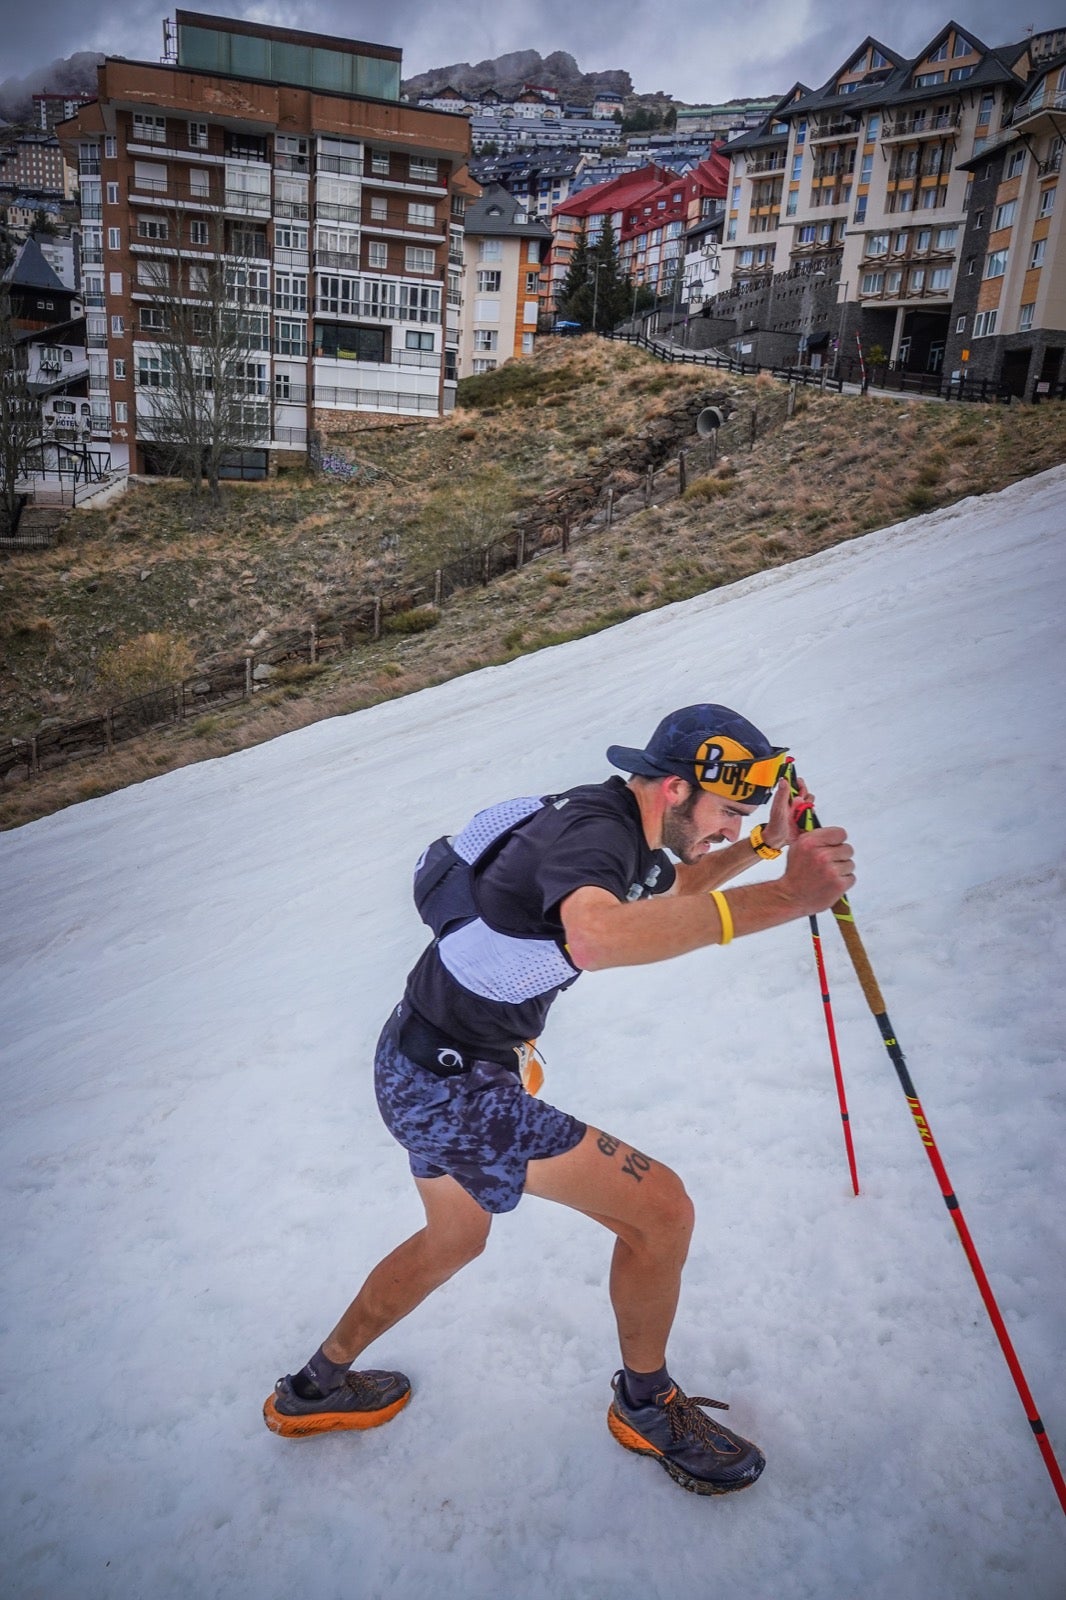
[2,0,1063,99]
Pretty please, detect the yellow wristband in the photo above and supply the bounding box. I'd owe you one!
[749,823,782,860]
[708,889,734,946]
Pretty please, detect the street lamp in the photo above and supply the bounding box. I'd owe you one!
[832,280,849,378]
[591,261,607,334]
[682,280,702,345]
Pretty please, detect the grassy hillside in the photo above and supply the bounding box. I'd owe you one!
[1,336,1064,830]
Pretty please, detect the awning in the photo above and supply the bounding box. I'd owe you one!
[806,329,831,350]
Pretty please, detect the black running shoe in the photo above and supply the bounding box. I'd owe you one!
[263,1369,411,1438]
[607,1371,765,1494]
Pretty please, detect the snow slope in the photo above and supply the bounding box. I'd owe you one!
[2,465,1064,1600]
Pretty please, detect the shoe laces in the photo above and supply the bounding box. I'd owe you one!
[662,1386,733,1450]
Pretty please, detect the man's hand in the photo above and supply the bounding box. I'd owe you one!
[762,775,813,851]
[779,826,855,915]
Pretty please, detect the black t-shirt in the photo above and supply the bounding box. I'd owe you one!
[403,776,675,1051]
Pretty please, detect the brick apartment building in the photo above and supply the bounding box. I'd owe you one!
[57,9,471,479]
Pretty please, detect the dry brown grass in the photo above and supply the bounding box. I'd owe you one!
[2,343,1064,831]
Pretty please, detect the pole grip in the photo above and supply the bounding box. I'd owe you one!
[831,902,887,1015]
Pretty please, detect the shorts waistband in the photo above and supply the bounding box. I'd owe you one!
[396,1006,521,1079]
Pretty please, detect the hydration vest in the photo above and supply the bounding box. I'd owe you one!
[413,795,546,939]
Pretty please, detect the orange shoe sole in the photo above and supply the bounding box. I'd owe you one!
[263,1387,411,1438]
[607,1405,763,1496]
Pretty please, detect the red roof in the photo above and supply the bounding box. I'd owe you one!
[555,163,680,221]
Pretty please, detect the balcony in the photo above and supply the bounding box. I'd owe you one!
[82,248,104,266]
[314,300,442,326]
[809,116,862,142]
[746,152,786,175]
[313,249,361,272]
[87,331,107,348]
[316,152,362,178]
[79,159,101,176]
[1007,87,1066,127]
[81,204,103,220]
[363,203,445,239]
[1038,148,1063,176]
[274,152,313,174]
[882,108,962,139]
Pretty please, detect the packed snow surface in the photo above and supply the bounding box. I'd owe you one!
[2,466,1065,1600]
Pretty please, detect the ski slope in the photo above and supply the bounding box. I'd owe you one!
[2,465,1064,1600]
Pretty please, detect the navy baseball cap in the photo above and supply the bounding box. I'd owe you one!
[607,704,789,805]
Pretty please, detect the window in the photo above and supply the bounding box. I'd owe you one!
[367,241,388,269]
[985,249,1008,278]
[133,113,166,144]
[106,181,119,205]
[189,219,209,246]
[139,307,167,330]
[317,274,360,316]
[104,135,117,159]
[370,150,389,175]
[189,265,209,293]
[275,224,308,251]
[114,401,127,422]
[188,121,208,149]
[791,155,803,181]
[409,156,437,181]
[472,358,497,374]
[910,268,925,291]
[861,270,884,293]
[474,298,500,321]
[525,271,540,294]
[854,196,867,222]
[137,260,170,288]
[914,72,944,88]
[993,201,1017,231]
[798,225,816,244]
[949,65,974,82]
[370,195,388,220]
[274,273,307,312]
[929,41,949,62]
[886,269,902,293]
[731,184,741,207]
[275,319,307,356]
[405,246,435,273]
[275,373,292,401]
[1030,238,1046,269]
[866,113,880,138]
[1006,149,1025,179]
[955,316,966,333]
[106,227,120,250]
[918,187,943,210]
[930,266,952,291]
[935,227,957,250]
[526,239,542,264]
[977,94,994,124]
[405,330,434,350]
[113,357,126,380]
[1039,187,1056,218]
[136,351,172,388]
[225,265,269,305]
[479,239,503,262]
[953,33,973,55]
[522,332,535,355]
[476,269,502,291]
[866,233,889,257]
[110,314,125,336]
[973,309,997,337]
[407,202,435,226]
[473,329,498,351]
[1019,302,1035,331]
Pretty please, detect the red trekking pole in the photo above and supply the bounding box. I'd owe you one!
[809,802,1066,1516]
[787,768,859,1195]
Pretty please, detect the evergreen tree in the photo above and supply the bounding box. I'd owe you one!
[555,223,593,327]
[590,214,628,332]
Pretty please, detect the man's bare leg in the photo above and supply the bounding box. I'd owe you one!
[522,1126,694,1372]
[321,1173,493,1365]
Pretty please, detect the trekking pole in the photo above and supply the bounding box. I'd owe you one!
[808,804,1066,1516]
[786,769,859,1196]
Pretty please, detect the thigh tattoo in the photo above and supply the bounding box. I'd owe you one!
[596,1131,653,1182]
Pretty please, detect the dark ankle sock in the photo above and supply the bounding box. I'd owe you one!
[623,1363,673,1408]
[291,1345,352,1400]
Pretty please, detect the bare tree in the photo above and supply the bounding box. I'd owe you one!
[132,208,274,504]
[0,289,41,533]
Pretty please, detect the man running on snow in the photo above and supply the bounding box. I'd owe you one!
[264,704,856,1495]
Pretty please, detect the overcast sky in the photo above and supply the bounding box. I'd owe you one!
[2,0,1063,100]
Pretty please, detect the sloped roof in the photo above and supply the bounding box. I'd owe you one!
[464,180,552,237]
[1,236,67,293]
[555,163,679,219]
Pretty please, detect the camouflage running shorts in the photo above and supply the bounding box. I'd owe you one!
[374,1009,586,1214]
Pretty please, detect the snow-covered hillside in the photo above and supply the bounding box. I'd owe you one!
[2,466,1064,1600]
